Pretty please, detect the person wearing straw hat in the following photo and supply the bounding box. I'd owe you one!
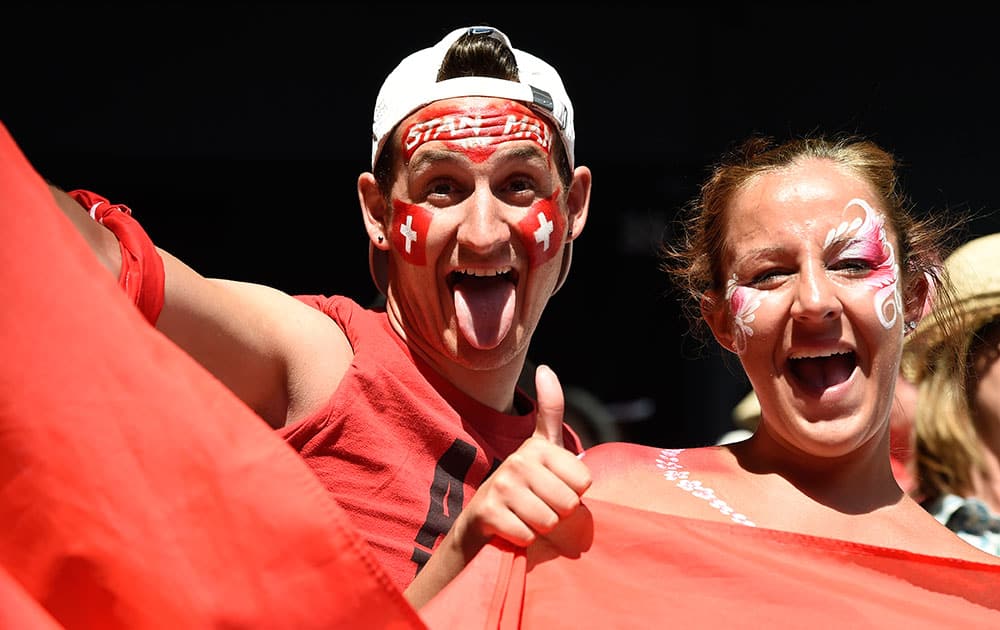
[51,24,593,602]
[902,231,1000,555]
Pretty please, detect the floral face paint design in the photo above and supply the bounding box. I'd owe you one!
[725,197,900,354]
[823,198,901,329]
[726,273,764,355]
[402,101,553,164]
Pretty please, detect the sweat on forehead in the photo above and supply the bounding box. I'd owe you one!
[400,100,553,163]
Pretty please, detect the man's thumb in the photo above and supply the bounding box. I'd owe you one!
[533,364,566,444]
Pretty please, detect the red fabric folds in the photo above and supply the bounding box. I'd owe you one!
[0,121,425,629]
[421,497,1000,629]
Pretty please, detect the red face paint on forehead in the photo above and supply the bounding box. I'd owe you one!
[516,190,565,269]
[402,101,553,164]
[390,199,431,267]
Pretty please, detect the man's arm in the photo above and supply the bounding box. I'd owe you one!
[50,185,353,428]
[50,185,122,276]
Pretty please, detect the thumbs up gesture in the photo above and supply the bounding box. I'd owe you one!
[404,364,593,608]
[473,363,593,545]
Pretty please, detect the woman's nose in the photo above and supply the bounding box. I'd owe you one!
[790,262,842,323]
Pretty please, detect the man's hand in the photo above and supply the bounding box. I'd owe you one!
[460,363,592,547]
[404,364,592,608]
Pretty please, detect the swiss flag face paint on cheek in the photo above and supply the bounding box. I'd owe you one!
[517,191,565,269]
[391,199,432,266]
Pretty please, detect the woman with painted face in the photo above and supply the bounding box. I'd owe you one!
[418,134,1000,628]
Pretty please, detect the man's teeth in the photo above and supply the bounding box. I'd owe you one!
[456,267,512,277]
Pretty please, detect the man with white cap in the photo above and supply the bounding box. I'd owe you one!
[56,24,593,602]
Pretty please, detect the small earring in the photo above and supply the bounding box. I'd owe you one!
[377,235,384,243]
[905,321,917,334]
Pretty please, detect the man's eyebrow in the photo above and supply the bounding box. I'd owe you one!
[407,149,461,172]
[408,144,549,172]
[501,144,549,161]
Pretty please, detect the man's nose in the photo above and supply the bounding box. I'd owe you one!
[455,187,511,253]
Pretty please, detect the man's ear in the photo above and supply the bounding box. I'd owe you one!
[358,173,390,250]
[702,290,737,354]
[550,166,593,296]
[565,165,592,242]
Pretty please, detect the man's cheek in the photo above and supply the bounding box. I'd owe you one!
[516,192,564,269]
[391,199,432,266]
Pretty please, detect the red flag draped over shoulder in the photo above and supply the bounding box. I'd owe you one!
[0,121,425,630]
[421,497,1000,629]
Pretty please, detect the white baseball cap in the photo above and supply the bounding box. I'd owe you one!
[370,25,575,170]
[368,25,577,296]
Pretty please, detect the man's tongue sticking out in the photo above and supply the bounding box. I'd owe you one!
[453,276,516,350]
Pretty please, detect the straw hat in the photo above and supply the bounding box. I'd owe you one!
[903,232,1000,378]
[732,390,761,431]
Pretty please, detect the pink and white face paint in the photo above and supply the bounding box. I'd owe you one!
[726,274,764,355]
[725,197,901,356]
[823,198,901,330]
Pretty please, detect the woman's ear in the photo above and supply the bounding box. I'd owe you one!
[702,290,737,354]
[358,173,390,250]
[904,270,935,325]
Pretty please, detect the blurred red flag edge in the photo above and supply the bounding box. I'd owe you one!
[0,120,425,630]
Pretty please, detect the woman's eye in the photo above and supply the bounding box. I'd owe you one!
[749,269,787,287]
[831,259,876,273]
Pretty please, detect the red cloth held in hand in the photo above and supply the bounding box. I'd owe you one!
[0,121,425,630]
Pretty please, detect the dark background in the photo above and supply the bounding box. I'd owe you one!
[6,2,999,447]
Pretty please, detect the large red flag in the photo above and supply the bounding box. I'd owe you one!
[0,121,425,630]
[421,497,1000,628]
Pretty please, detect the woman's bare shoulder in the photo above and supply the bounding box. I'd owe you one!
[580,442,665,475]
[581,443,733,511]
[582,442,729,471]
[580,442,659,509]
